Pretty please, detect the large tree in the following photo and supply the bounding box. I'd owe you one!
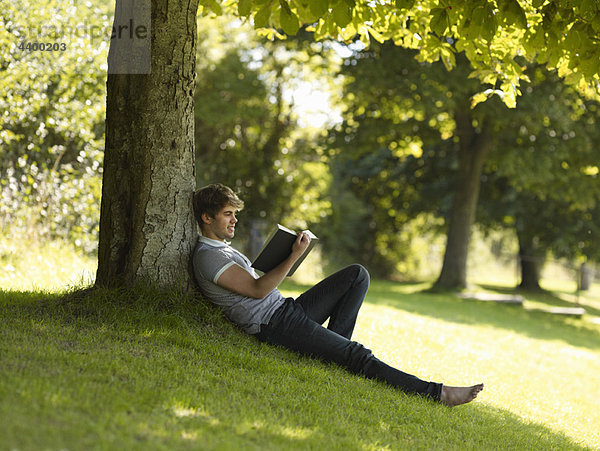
[328,46,600,287]
[328,44,502,285]
[96,0,600,289]
[96,0,200,288]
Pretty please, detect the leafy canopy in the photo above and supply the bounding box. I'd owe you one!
[202,0,600,107]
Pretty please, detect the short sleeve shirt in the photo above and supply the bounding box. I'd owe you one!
[192,235,285,334]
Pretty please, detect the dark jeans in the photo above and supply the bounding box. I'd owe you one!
[255,264,442,401]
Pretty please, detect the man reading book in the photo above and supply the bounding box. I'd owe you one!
[192,183,483,407]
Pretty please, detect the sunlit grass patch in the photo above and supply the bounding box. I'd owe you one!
[282,277,600,448]
[0,234,96,291]
[357,288,600,448]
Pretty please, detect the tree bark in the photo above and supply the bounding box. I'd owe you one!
[434,111,493,290]
[516,227,543,291]
[96,0,199,289]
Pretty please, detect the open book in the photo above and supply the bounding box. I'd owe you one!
[251,224,318,276]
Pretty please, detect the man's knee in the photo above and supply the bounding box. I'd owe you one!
[349,264,370,286]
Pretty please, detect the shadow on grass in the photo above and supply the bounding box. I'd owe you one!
[282,279,600,351]
[477,283,600,318]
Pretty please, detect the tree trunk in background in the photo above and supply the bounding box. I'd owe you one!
[96,0,199,289]
[434,112,493,290]
[516,228,542,291]
[579,262,591,291]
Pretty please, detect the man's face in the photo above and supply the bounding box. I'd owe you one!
[202,204,239,241]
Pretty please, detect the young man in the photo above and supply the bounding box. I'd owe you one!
[192,183,483,407]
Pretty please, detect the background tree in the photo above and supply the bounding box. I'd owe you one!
[0,0,110,252]
[96,0,600,289]
[193,20,337,257]
[479,68,600,289]
[327,43,501,285]
[327,43,600,287]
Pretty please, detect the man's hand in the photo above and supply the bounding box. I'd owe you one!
[216,231,311,300]
[291,231,311,259]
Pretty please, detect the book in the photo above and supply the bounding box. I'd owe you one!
[251,224,318,276]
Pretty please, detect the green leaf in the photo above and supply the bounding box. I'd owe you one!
[580,0,597,20]
[332,5,352,28]
[483,5,498,41]
[238,0,252,17]
[291,0,318,23]
[503,0,527,29]
[468,6,486,39]
[564,26,582,52]
[327,14,338,36]
[430,7,448,36]
[439,45,456,71]
[564,70,583,86]
[469,3,497,42]
[395,0,415,9]
[470,90,488,109]
[309,0,329,17]
[541,2,557,30]
[254,1,274,28]
[579,53,600,78]
[547,45,561,67]
[199,0,223,14]
[280,1,301,34]
[206,0,223,15]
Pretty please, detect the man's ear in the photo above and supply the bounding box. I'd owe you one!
[201,212,212,224]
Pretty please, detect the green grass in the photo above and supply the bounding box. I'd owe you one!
[1,238,599,449]
[1,279,599,450]
[0,235,96,291]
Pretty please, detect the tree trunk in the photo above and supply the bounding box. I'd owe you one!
[434,112,493,290]
[96,0,199,289]
[516,229,543,291]
[579,262,591,291]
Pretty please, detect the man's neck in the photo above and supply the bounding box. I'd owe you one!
[200,229,231,247]
[199,234,230,248]
[200,228,223,242]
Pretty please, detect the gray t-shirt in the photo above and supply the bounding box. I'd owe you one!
[192,235,286,334]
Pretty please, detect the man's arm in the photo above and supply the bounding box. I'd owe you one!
[216,232,311,299]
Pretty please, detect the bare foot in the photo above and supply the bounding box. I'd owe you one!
[440,383,484,407]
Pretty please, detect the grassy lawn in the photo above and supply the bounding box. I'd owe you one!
[1,281,598,450]
[1,239,599,449]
